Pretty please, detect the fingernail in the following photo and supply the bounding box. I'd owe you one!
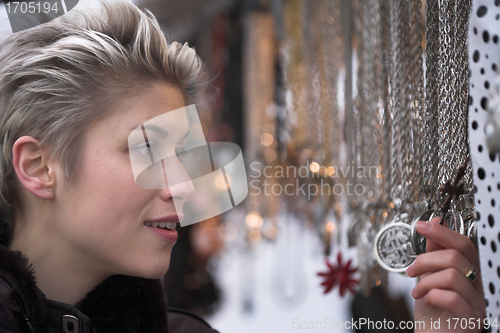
[411,287,417,298]
[416,221,432,232]
[430,216,442,223]
[406,264,414,276]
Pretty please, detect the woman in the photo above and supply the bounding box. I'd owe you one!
[0,1,486,333]
[0,0,217,332]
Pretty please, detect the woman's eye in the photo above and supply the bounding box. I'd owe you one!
[130,142,188,160]
[131,142,155,156]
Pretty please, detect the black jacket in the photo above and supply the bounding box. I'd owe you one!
[0,245,218,333]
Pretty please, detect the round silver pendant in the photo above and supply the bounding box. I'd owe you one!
[374,222,417,273]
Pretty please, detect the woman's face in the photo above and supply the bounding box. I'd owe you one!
[52,82,192,279]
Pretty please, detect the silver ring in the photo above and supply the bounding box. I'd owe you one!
[464,263,478,283]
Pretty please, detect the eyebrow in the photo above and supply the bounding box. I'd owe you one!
[129,124,169,138]
[129,123,192,143]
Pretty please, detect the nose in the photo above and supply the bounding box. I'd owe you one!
[158,157,196,205]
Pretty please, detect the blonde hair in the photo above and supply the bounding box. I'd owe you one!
[0,0,203,235]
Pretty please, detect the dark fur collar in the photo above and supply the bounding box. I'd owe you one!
[0,245,48,332]
[76,275,169,332]
[0,245,169,332]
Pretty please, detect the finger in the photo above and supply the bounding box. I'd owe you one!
[415,218,479,266]
[407,249,473,278]
[411,268,485,311]
[407,249,483,294]
[424,216,446,252]
[423,288,481,321]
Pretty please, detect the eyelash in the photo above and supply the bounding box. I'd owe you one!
[131,142,188,157]
[131,142,155,156]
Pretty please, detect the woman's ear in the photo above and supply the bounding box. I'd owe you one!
[12,136,57,200]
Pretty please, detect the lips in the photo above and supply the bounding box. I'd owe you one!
[144,215,180,242]
[145,215,180,223]
[145,224,178,242]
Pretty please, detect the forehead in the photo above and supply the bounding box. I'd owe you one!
[122,83,187,125]
[96,82,188,134]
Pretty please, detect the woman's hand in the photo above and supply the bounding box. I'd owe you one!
[406,217,486,332]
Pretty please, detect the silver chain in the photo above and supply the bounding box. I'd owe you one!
[409,0,425,204]
[437,0,473,194]
[380,0,392,201]
[356,0,383,200]
[389,0,404,202]
[423,0,440,199]
[388,0,423,207]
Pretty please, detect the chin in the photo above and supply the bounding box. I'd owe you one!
[127,259,171,279]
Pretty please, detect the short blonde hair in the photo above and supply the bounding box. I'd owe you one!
[0,0,203,235]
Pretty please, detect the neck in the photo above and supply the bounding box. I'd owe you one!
[10,223,109,306]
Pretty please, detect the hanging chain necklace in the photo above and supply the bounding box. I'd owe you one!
[375,0,475,273]
[422,0,439,201]
[411,0,476,255]
[351,0,387,294]
[374,0,425,273]
[278,0,476,285]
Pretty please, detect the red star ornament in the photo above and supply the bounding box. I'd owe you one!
[317,252,359,297]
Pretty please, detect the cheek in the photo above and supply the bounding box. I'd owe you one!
[69,152,148,222]
[84,150,136,192]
